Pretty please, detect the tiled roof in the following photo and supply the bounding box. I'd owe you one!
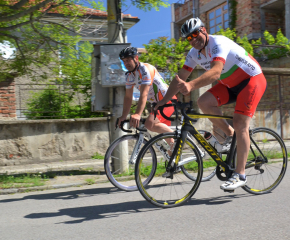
[8,1,138,19]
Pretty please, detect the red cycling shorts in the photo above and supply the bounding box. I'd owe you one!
[150,96,177,126]
[208,73,267,118]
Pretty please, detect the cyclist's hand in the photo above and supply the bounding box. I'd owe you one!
[154,99,166,111]
[130,114,141,128]
[117,116,127,128]
[176,75,192,95]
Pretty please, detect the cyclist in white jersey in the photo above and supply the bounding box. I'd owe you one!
[155,18,267,191]
[117,47,177,147]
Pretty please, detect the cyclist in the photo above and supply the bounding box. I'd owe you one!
[117,47,177,151]
[155,18,267,191]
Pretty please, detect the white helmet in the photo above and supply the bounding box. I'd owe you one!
[181,17,205,37]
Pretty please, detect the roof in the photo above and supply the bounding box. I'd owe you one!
[47,4,139,21]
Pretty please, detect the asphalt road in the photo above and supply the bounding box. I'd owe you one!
[0,170,290,240]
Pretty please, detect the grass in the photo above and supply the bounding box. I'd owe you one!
[91,152,104,160]
[0,174,49,189]
[0,170,105,189]
[85,178,95,185]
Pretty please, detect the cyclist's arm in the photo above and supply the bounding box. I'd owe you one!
[188,61,224,90]
[129,84,150,128]
[120,87,134,119]
[134,84,150,116]
[157,68,192,105]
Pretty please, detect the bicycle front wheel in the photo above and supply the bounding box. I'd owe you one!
[241,127,288,194]
[104,134,157,191]
[135,132,203,208]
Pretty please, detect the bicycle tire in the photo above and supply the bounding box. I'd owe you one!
[238,127,288,194]
[135,132,203,208]
[104,134,157,191]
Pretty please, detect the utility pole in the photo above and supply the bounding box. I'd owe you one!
[107,0,128,173]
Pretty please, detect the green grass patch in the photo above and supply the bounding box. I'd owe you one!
[0,174,48,189]
[85,178,95,185]
[92,152,104,159]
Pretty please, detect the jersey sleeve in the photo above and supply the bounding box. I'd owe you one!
[210,37,229,65]
[140,63,155,85]
[125,72,134,89]
[182,49,197,72]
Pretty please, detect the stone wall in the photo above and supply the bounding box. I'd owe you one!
[0,118,110,166]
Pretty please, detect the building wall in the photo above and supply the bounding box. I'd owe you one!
[0,80,16,120]
[173,0,285,40]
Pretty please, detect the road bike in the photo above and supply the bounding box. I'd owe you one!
[104,117,216,191]
[135,100,288,208]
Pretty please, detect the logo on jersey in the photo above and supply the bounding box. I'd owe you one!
[212,45,219,54]
[198,52,201,60]
[140,67,147,76]
[245,85,257,110]
[208,47,212,58]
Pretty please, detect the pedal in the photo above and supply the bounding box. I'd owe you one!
[223,189,235,193]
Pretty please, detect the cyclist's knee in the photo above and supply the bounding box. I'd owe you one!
[197,92,218,111]
[144,118,154,131]
[233,115,250,133]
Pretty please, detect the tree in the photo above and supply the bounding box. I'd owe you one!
[139,36,191,83]
[0,0,106,81]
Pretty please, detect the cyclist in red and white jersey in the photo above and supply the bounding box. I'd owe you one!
[117,47,176,141]
[155,18,267,190]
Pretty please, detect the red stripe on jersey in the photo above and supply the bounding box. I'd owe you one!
[182,65,193,72]
[212,57,225,64]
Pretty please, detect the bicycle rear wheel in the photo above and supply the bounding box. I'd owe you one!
[241,127,287,194]
[104,134,157,191]
[135,132,203,208]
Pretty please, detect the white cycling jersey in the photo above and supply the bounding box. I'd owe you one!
[125,62,169,103]
[183,35,262,88]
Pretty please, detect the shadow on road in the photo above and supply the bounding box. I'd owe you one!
[21,193,251,224]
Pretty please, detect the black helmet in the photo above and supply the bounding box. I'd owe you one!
[119,47,138,59]
[181,17,205,37]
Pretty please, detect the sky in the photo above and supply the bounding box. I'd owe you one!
[0,0,179,57]
[121,0,178,48]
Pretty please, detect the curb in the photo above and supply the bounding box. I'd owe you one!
[0,178,110,195]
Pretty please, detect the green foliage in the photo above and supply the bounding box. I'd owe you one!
[139,37,191,82]
[122,0,170,11]
[228,0,238,29]
[0,0,100,81]
[216,28,290,60]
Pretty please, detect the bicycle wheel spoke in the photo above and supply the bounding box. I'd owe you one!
[242,128,287,194]
[104,135,157,191]
[136,133,203,208]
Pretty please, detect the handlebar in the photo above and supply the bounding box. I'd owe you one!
[152,99,198,122]
[115,118,147,133]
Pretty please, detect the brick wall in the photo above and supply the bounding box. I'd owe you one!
[0,80,16,120]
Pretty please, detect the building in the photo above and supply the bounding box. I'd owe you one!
[171,0,289,41]
[0,6,139,120]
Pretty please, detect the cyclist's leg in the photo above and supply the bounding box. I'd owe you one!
[145,109,175,154]
[197,84,234,137]
[221,74,267,190]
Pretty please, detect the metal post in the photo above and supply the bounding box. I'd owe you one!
[278,75,284,139]
[107,0,128,173]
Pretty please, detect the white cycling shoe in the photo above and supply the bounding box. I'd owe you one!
[220,172,247,191]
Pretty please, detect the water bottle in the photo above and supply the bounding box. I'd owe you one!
[204,132,223,152]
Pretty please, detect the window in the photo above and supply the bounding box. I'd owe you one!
[208,3,228,34]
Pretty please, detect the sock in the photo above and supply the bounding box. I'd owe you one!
[239,174,246,180]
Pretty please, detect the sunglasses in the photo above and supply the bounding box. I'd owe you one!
[186,29,201,41]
